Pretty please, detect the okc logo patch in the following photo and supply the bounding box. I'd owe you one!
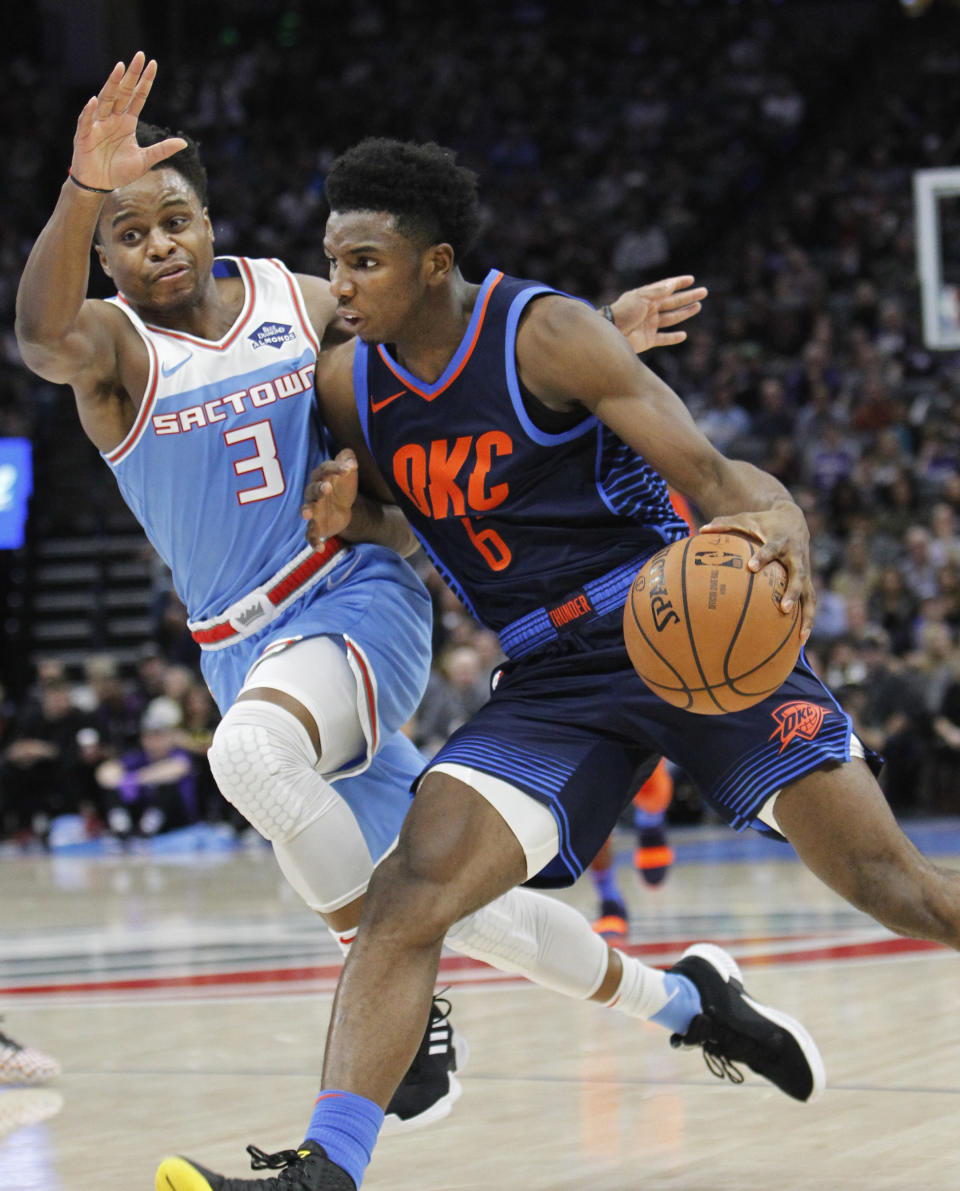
[769,701,829,754]
[248,321,296,349]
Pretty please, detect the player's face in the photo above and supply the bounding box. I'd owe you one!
[324,211,428,343]
[95,169,215,320]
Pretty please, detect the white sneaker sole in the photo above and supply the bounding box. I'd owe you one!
[682,943,826,1102]
[381,1029,470,1136]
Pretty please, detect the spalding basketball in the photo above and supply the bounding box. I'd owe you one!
[623,532,802,715]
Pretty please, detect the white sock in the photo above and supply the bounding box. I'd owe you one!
[447,886,701,1034]
[328,926,356,957]
[603,954,701,1033]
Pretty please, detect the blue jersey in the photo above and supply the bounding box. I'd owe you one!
[355,270,689,637]
[104,256,326,622]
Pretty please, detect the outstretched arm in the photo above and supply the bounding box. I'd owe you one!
[15,53,185,388]
[605,275,707,353]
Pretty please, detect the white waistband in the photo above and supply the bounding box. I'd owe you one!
[187,542,347,651]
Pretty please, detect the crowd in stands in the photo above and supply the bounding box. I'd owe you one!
[3,0,960,845]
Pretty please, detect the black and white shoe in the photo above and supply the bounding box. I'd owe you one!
[155,1140,355,1191]
[382,994,469,1135]
[668,943,825,1102]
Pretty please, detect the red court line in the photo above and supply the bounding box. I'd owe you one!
[0,935,946,998]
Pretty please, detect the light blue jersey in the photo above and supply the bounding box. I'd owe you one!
[105,256,324,620]
[103,257,433,855]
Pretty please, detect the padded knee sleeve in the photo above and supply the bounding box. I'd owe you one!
[209,700,374,913]
[446,886,609,1001]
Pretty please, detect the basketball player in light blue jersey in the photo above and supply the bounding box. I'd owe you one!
[16,55,722,1161]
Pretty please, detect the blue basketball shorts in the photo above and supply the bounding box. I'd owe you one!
[427,610,881,888]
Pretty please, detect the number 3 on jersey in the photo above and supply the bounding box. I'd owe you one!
[224,420,285,504]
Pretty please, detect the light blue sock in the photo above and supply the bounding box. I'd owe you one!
[649,973,702,1034]
[305,1090,384,1189]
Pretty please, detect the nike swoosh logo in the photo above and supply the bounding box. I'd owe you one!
[370,388,406,413]
[161,354,192,378]
[324,554,361,591]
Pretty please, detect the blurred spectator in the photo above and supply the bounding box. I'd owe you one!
[133,646,168,704]
[75,653,144,753]
[830,534,879,604]
[928,501,960,571]
[899,526,941,604]
[867,565,919,656]
[95,696,199,839]
[0,677,96,844]
[414,645,490,758]
[874,467,921,544]
[931,668,960,813]
[694,383,752,455]
[842,629,928,814]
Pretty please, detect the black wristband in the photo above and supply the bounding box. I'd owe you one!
[600,303,615,323]
[67,170,113,195]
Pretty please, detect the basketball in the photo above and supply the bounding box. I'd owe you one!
[623,532,802,715]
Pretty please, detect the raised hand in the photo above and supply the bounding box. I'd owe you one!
[608,275,708,354]
[70,52,186,193]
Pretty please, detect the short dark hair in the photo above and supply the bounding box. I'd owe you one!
[136,123,208,206]
[325,138,481,259]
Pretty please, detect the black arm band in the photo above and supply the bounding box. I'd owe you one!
[68,170,113,195]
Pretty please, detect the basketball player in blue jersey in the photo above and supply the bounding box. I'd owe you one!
[156,135,960,1190]
[15,56,733,1169]
[155,144,836,1188]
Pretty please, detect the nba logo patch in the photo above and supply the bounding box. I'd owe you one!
[248,321,296,349]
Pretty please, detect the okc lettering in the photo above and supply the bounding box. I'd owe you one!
[151,364,315,436]
[392,432,513,518]
[647,552,680,631]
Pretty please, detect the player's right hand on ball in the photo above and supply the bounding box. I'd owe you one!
[302,449,359,547]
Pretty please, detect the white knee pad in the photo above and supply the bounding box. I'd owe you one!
[244,636,367,775]
[446,886,608,1001]
[208,699,374,913]
[209,699,325,841]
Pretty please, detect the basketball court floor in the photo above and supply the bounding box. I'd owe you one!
[2,819,959,1191]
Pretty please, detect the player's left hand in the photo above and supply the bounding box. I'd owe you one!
[301,449,359,548]
[609,275,707,353]
[700,500,816,644]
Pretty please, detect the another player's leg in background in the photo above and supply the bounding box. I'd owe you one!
[589,835,629,940]
[632,757,675,886]
[590,757,676,939]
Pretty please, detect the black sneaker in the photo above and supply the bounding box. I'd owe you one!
[155,1140,355,1191]
[667,943,825,1102]
[382,994,468,1135]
